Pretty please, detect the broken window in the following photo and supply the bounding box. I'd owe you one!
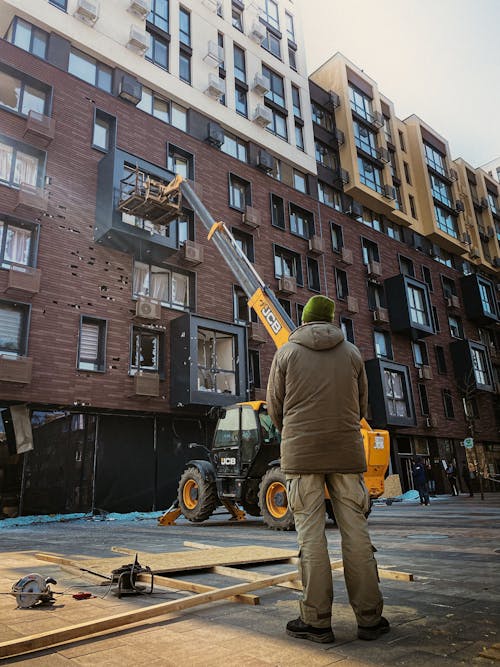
[131,327,162,373]
[197,328,236,394]
[384,369,409,418]
[133,261,190,309]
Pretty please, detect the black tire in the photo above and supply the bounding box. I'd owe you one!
[177,466,218,522]
[241,501,261,517]
[325,499,337,526]
[258,468,294,531]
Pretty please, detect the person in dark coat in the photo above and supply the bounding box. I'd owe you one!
[446,462,459,496]
[461,463,474,497]
[412,457,430,505]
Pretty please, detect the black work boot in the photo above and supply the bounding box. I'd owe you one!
[357,616,390,641]
[286,617,335,644]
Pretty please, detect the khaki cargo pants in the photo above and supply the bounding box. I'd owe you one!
[286,472,383,629]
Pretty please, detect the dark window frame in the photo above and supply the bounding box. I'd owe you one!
[0,298,31,356]
[340,317,355,343]
[335,267,349,301]
[0,63,52,117]
[0,216,39,269]
[289,202,314,239]
[306,256,320,292]
[418,383,430,416]
[435,345,447,374]
[442,388,455,419]
[167,142,194,180]
[6,17,48,59]
[374,329,393,359]
[91,109,116,153]
[0,134,46,189]
[68,47,112,92]
[77,315,107,373]
[330,222,344,252]
[273,243,303,286]
[228,173,251,211]
[130,325,166,378]
[270,193,285,229]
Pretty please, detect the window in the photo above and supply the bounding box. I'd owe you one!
[146,31,169,70]
[318,182,341,210]
[0,136,44,188]
[167,144,193,179]
[221,131,247,162]
[291,86,301,118]
[358,156,383,194]
[412,341,429,367]
[384,369,409,418]
[315,142,337,170]
[78,316,106,372]
[398,130,406,152]
[383,116,393,144]
[6,18,48,59]
[306,257,320,292]
[442,389,455,419]
[68,49,112,92]
[274,245,302,285]
[330,222,343,252]
[408,285,430,327]
[232,228,254,262]
[233,285,256,324]
[295,123,304,150]
[341,318,354,343]
[288,44,297,71]
[403,161,411,184]
[262,65,285,106]
[271,194,285,229]
[49,0,67,9]
[229,174,250,211]
[367,283,385,311]
[232,6,243,31]
[0,218,37,268]
[133,261,190,309]
[374,330,392,359]
[285,11,295,42]
[448,315,463,339]
[278,298,291,317]
[435,345,447,374]
[293,170,307,193]
[197,328,236,394]
[92,110,114,152]
[349,85,373,122]
[421,266,433,291]
[409,194,417,219]
[478,280,496,316]
[179,52,191,84]
[361,238,379,265]
[0,300,29,356]
[148,0,169,32]
[487,190,499,215]
[249,350,261,389]
[335,268,348,300]
[137,87,187,131]
[235,85,247,117]
[262,28,281,59]
[471,346,492,386]
[434,205,458,238]
[131,327,163,374]
[418,384,430,416]
[384,220,402,241]
[179,6,190,45]
[399,255,415,277]
[233,45,246,82]
[441,276,457,300]
[263,0,279,28]
[432,305,440,333]
[424,142,446,176]
[362,208,382,231]
[429,173,452,207]
[0,67,49,116]
[354,120,378,159]
[311,102,333,131]
[289,204,313,238]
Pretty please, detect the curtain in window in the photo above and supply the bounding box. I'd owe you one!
[0,142,13,181]
[80,322,99,365]
[0,71,20,110]
[133,262,149,296]
[172,272,188,305]
[150,270,169,301]
[5,226,31,265]
[14,150,38,186]
[0,305,22,353]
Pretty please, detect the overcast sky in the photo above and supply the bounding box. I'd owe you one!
[298,0,500,168]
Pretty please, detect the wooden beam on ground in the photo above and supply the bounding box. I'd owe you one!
[0,568,299,660]
[210,565,303,591]
[136,573,259,605]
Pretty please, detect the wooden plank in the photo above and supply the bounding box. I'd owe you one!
[0,568,299,659]
[136,573,260,605]
[211,565,303,591]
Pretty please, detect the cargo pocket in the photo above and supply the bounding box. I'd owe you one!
[286,474,303,513]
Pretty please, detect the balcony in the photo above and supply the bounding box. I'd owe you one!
[365,358,416,428]
[15,184,49,214]
[23,111,56,146]
[0,355,33,384]
[134,372,160,397]
[460,274,499,325]
[384,274,434,339]
[5,264,41,295]
[450,339,495,393]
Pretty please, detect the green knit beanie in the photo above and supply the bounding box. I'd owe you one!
[302,295,335,323]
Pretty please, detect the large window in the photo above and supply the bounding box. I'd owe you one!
[471,346,491,386]
[78,316,106,372]
[442,389,455,419]
[263,0,279,28]
[311,102,333,131]
[232,6,243,31]
[340,318,355,343]
[146,31,169,70]
[6,18,48,59]
[0,67,49,116]
[293,170,306,193]
[197,328,236,394]
[137,86,187,131]
[232,228,254,262]
[0,136,44,188]
[0,300,29,356]
[148,0,169,32]
[68,49,112,92]
[0,219,36,268]
[330,222,344,252]
[221,131,247,162]
[315,142,337,170]
[318,182,341,210]
[274,245,302,285]
[335,268,349,300]
[131,327,163,374]
[271,194,285,229]
[289,204,313,238]
[374,330,392,359]
[361,238,380,265]
[430,173,452,207]
[408,285,430,327]
[179,6,190,45]
[358,156,383,194]
[448,315,463,339]
[133,261,190,309]
[384,369,409,418]
[424,142,446,176]
[478,280,496,316]
[434,205,458,238]
[262,27,281,59]
[229,174,250,211]
[262,66,285,106]
[435,345,447,374]
[167,144,193,179]
[349,85,373,122]
[233,45,246,82]
[354,120,378,159]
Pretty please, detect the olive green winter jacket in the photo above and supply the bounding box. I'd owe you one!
[266,322,368,474]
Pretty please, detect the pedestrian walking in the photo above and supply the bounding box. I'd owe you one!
[446,462,459,496]
[426,464,436,496]
[412,457,430,505]
[266,295,389,644]
[461,463,474,497]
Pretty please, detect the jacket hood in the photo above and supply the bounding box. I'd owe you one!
[289,322,345,350]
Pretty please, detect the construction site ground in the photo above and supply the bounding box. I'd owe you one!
[0,493,499,666]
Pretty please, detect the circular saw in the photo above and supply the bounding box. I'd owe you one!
[11,574,57,608]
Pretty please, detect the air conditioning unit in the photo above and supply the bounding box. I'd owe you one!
[205,74,225,100]
[129,0,150,19]
[445,295,460,309]
[74,0,99,25]
[0,355,33,384]
[127,25,149,53]
[470,246,480,259]
[206,121,224,147]
[455,199,465,212]
[248,322,267,345]
[181,240,203,265]
[346,296,359,314]
[134,372,160,397]
[308,235,324,255]
[136,296,161,320]
[334,128,345,146]
[418,366,433,380]
[341,247,353,265]
[344,200,363,218]
[119,74,142,105]
[242,206,260,228]
[376,147,390,163]
[382,184,396,200]
[203,41,224,67]
[253,104,272,127]
[257,149,273,173]
[367,260,382,278]
[373,307,389,324]
[252,73,270,95]
[425,415,437,428]
[448,168,458,181]
[202,0,218,10]
[480,197,489,208]
[278,276,296,295]
[249,20,266,43]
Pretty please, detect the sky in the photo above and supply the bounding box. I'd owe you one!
[297,0,500,168]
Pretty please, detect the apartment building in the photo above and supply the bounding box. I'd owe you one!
[482,157,500,184]
[0,4,498,517]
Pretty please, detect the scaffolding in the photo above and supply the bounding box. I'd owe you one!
[118,168,183,225]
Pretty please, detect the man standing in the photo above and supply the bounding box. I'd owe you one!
[461,463,474,497]
[267,295,389,644]
[412,457,430,505]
